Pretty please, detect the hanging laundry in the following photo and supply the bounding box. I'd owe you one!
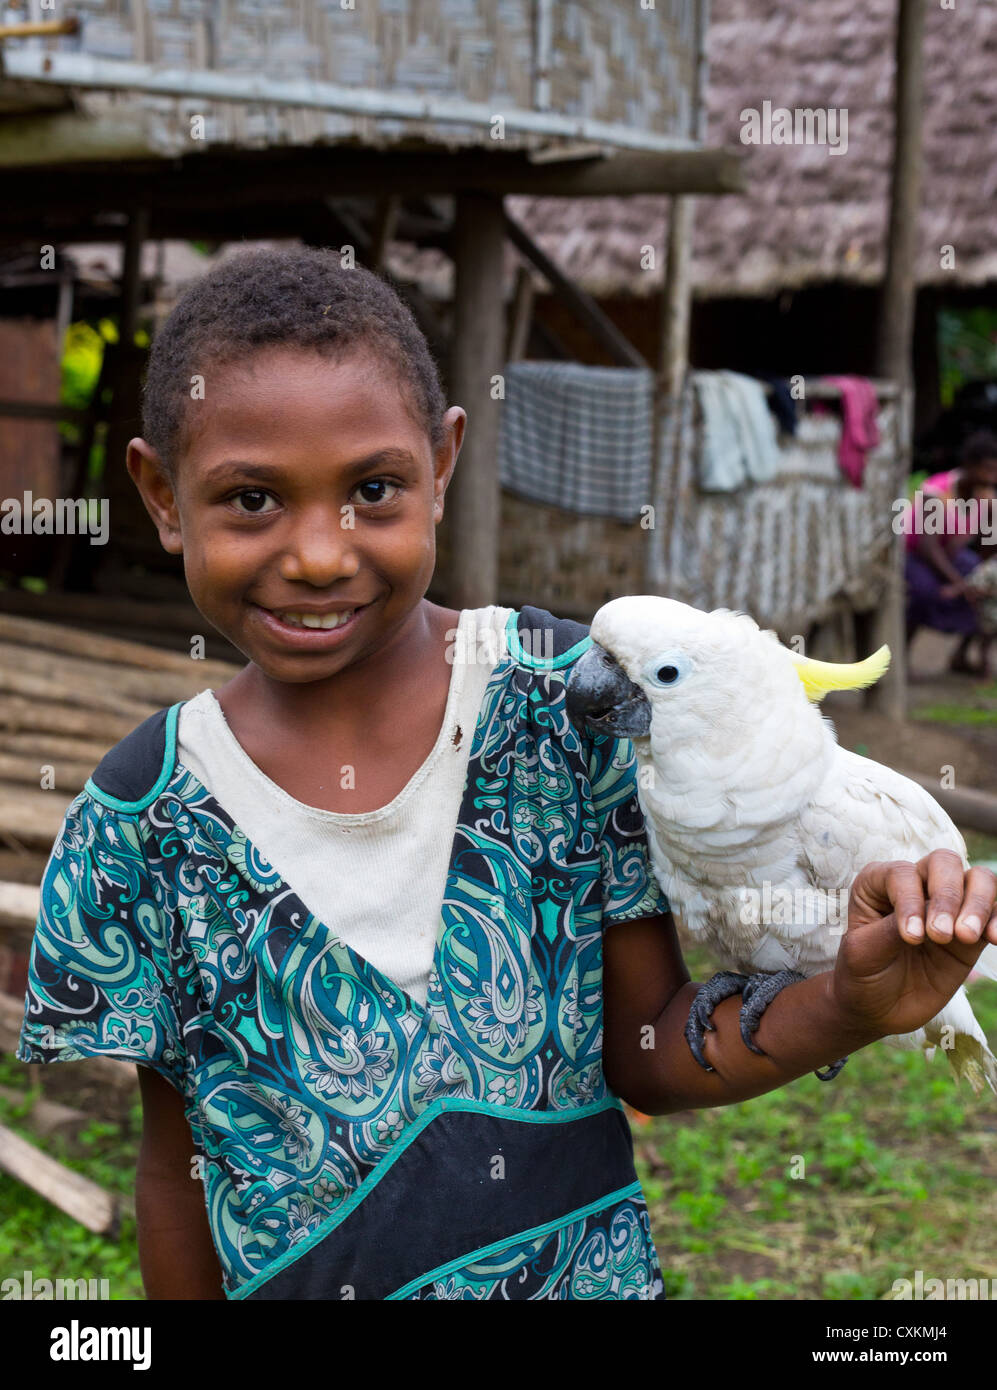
[497,362,654,522]
[691,370,782,492]
[757,375,799,436]
[821,375,880,488]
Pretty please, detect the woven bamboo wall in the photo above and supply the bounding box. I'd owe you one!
[435,386,904,637]
[26,0,699,154]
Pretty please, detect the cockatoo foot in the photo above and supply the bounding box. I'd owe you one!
[684,971,752,1070]
[738,969,807,1055]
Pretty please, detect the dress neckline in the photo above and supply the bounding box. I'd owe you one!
[183,607,482,825]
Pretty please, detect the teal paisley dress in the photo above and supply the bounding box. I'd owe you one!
[19,605,671,1300]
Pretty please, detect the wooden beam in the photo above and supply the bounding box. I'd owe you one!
[506,264,535,363]
[876,0,927,385]
[0,1122,119,1235]
[868,0,926,721]
[0,141,746,208]
[370,195,400,273]
[504,209,647,368]
[448,191,506,608]
[646,195,696,594]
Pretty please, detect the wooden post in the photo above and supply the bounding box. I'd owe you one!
[98,207,155,575]
[867,0,926,719]
[645,195,695,594]
[447,191,506,608]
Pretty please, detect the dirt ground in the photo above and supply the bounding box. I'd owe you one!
[826,629,997,797]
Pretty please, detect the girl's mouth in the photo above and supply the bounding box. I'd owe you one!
[253,600,374,649]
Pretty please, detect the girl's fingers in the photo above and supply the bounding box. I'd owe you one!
[882,861,927,942]
[954,865,997,943]
[918,849,982,944]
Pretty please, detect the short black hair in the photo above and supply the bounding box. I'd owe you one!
[960,429,997,471]
[141,245,448,477]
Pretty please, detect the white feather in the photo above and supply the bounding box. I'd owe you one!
[592,594,997,1095]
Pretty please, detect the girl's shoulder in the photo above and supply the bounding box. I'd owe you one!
[85,702,183,812]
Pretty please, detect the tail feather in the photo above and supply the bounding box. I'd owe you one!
[944,1032,997,1098]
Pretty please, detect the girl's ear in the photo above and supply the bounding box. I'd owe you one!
[126,438,183,554]
[433,406,466,519]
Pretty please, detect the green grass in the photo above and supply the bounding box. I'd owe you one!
[0,1053,144,1300]
[636,940,997,1301]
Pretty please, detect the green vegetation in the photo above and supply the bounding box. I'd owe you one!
[638,937,997,1300]
[0,1053,144,1300]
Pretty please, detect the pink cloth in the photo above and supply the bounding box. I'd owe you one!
[903,468,974,551]
[822,375,880,487]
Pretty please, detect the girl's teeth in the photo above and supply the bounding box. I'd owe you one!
[279,609,356,630]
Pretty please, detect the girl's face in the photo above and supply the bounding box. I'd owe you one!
[127,346,464,685]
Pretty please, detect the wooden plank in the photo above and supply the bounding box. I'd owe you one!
[0,879,40,932]
[0,662,155,722]
[506,264,535,363]
[0,695,146,746]
[0,752,89,796]
[0,786,72,852]
[0,1121,118,1235]
[0,1084,87,1139]
[0,617,237,686]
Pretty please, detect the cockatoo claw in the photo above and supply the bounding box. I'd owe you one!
[738,969,808,1055]
[684,971,752,1070]
[814,1056,849,1081]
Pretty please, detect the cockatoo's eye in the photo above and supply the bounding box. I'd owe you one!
[643,651,691,688]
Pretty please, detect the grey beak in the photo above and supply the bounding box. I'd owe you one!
[565,643,651,738]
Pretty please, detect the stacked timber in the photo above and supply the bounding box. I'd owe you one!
[0,610,241,1229]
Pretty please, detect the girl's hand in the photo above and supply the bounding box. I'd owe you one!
[831,852,997,1038]
[939,579,968,599]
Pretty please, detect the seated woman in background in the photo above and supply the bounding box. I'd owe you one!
[905,429,997,676]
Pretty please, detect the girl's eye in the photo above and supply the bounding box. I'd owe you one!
[355,479,402,505]
[232,489,277,515]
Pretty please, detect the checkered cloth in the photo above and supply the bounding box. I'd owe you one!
[498,362,655,522]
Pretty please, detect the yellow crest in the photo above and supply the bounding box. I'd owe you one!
[786,645,891,702]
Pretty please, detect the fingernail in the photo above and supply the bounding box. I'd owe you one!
[957,914,982,937]
[933,913,953,939]
[906,916,924,939]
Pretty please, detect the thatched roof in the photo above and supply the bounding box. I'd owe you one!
[394,0,997,300]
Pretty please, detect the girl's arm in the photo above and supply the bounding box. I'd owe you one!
[601,912,880,1113]
[136,1067,226,1299]
[913,531,968,585]
[603,853,997,1115]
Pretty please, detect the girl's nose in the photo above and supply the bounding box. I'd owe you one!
[278,514,361,584]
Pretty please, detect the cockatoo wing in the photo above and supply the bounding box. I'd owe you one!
[800,748,967,891]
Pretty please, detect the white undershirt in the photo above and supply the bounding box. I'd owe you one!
[176,606,514,1008]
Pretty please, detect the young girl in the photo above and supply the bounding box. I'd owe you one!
[18,247,997,1300]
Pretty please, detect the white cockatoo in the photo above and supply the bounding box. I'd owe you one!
[565,595,997,1094]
